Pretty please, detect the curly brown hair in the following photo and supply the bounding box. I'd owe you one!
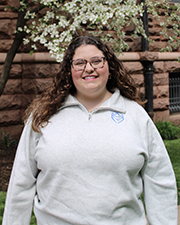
[24,35,142,132]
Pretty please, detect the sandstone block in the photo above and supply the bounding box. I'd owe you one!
[0,0,7,5]
[36,78,53,93]
[0,5,6,11]
[153,97,169,110]
[131,74,144,87]
[153,85,169,98]
[123,35,133,42]
[9,0,19,8]
[122,62,143,74]
[0,19,11,39]
[139,52,158,61]
[124,22,135,33]
[3,79,21,94]
[0,64,23,80]
[126,42,133,52]
[139,87,145,96]
[150,36,160,41]
[133,37,142,52]
[161,30,177,42]
[148,17,153,28]
[0,39,13,51]
[22,94,36,109]
[50,63,61,76]
[0,110,21,125]
[22,63,52,78]
[149,28,162,36]
[165,61,180,73]
[22,78,53,94]
[9,64,22,78]
[153,61,165,73]
[22,79,38,94]
[153,110,169,123]
[169,114,180,126]
[153,16,166,27]
[0,12,18,19]
[149,42,167,51]
[0,94,21,109]
[0,124,23,140]
[12,19,17,35]
[153,73,168,86]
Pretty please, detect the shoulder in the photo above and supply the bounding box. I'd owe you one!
[123,96,149,119]
[121,96,157,134]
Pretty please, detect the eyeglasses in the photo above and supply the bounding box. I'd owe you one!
[71,57,106,71]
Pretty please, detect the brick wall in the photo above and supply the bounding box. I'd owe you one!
[0,0,180,138]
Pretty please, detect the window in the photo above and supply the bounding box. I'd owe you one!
[169,73,180,114]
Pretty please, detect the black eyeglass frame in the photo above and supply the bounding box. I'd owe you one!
[71,57,106,71]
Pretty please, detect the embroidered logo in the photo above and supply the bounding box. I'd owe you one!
[111,112,124,124]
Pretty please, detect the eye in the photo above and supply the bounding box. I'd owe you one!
[91,58,102,65]
[74,59,85,66]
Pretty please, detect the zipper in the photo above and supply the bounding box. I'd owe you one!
[88,113,92,121]
[59,99,125,121]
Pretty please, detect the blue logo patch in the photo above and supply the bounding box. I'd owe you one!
[111,112,124,124]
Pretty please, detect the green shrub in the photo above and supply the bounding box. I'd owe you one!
[164,138,180,204]
[155,120,180,140]
[0,130,18,149]
[0,192,6,225]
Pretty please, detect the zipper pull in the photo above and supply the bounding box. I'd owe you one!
[88,113,92,121]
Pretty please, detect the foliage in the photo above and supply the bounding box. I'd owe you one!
[0,192,6,225]
[0,131,18,149]
[16,0,180,62]
[164,138,180,204]
[155,120,180,140]
[30,212,37,225]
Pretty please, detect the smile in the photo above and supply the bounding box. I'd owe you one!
[83,75,98,80]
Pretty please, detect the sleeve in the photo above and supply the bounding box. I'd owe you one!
[141,118,178,225]
[2,120,40,225]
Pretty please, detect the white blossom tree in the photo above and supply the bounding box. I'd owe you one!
[23,0,146,62]
[0,0,180,95]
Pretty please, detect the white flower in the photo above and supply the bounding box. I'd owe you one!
[23,38,30,45]
[17,27,24,32]
[22,0,180,62]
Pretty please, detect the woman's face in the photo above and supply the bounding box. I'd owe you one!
[71,44,110,99]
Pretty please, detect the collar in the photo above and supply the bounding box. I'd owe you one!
[59,89,126,114]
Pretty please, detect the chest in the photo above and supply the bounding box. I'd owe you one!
[35,108,148,178]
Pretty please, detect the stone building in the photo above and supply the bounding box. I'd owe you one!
[0,0,180,138]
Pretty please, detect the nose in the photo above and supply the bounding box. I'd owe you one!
[85,62,94,72]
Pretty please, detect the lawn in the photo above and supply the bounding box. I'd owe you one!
[164,138,180,204]
[0,138,180,224]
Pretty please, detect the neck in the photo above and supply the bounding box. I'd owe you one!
[75,90,112,112]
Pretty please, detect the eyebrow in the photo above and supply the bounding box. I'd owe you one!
[73,56,104,60]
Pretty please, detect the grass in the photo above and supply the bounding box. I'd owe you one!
[164,138,180,204]
[0,192,6,225]
[0,138,180,223]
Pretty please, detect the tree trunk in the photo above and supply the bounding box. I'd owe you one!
[0,2,44,96]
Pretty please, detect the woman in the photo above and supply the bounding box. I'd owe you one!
[3,35,177,225]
